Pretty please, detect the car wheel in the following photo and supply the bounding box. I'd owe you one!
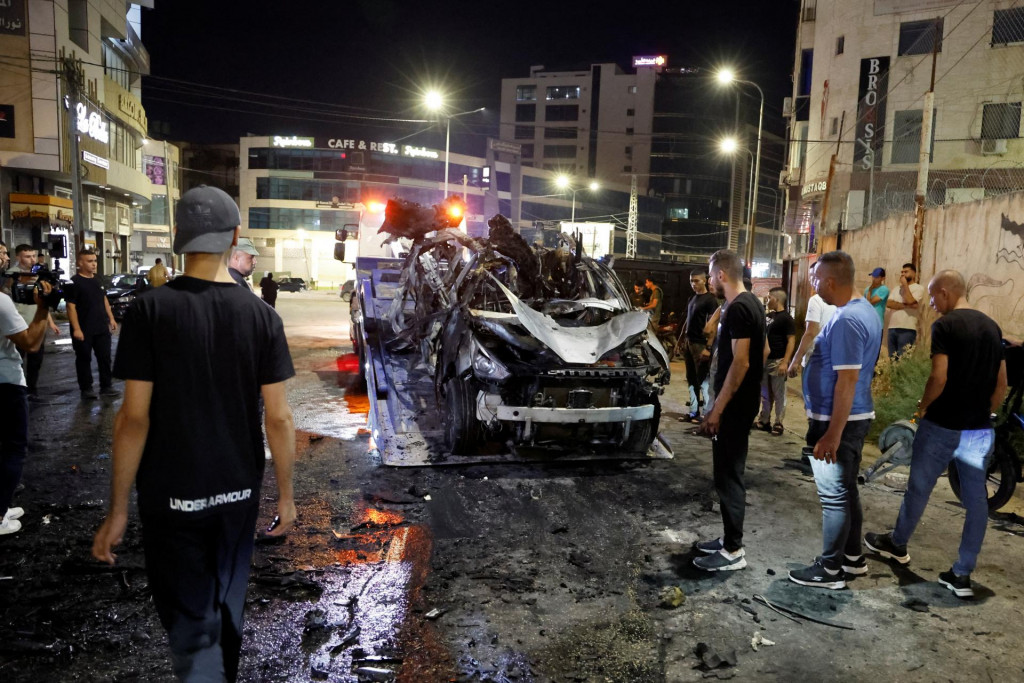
[445,378,481,455]
[341,291,352,302]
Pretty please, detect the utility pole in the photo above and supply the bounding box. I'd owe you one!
[911,17,940,273]
[818,111,844,254]
[626,174,638,258]
[63,56,87,252]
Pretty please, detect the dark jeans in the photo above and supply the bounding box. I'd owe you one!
[142,503,260,683]
[72,332,112,391]
[888,328,917,359]
[712,394,759,552]
[0,383,28,515]
[682,339,710,412]
[807,418,872,570]
[18,346,43,392]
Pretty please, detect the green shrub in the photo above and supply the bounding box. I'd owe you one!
[869,345,931,444]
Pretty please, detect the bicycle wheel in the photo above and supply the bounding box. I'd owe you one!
[948,438,1019,512]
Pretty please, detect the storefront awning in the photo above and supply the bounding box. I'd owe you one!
[9,193,74,229]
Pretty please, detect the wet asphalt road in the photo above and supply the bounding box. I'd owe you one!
[2,290,1024,682]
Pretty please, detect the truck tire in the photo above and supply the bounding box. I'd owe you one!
[445,378,481,454]
[947,437,1019,512]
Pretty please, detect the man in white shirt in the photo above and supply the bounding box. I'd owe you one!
[886,262,926,359]
[788,261,837,378]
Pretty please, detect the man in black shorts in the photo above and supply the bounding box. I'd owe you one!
[92,185,298,680]
[693,250,765,572]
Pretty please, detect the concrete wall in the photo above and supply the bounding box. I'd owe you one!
[843,190,1024,339]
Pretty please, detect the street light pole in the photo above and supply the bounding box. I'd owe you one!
[716,70,764,270]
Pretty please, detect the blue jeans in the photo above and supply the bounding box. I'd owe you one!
[807,418,872,570]
[892,419,994,576]
[888,328,916,359]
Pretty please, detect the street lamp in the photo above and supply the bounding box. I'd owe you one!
[424,90,485,198]
[718,137,756,229]
[555,175,599,224]
[716,68,764,270]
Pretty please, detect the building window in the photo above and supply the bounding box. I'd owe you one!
[892,110,922,163]
[520,144,534,158]
[626,127,634,135]
[514,125,534,140]
[543,145,576,159]
[515,85,536,101]
[627,85,637,94]
[625,145,633,158]
[545,104,579,121]
[68,0,88,50]
[981,102,1022,139]
[544,127,577,139]
[829,117,839,136]
[992,8,1024,46]
[899,19,943,56]
[626,108,635,116]
[546,86,580,100]
[836,35,845,55]
[623,165,633,172]
[515,104,536,122]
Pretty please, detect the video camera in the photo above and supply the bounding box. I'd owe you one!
[10,261,64,310]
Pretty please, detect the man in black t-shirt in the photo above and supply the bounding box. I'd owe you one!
[681,269,718,422]
[866,270,1007,598]
[92,185,297,681]
[66,250,118,400]
[757,287,796,434]
[693,250,765,572]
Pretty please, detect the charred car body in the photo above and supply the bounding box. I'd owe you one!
[351,198,670,462]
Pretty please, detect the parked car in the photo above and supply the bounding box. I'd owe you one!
[104,273,148,321]
[339,279,355,301]
[278,277,308,292]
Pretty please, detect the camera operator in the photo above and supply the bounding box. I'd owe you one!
[0,240,53,535]
[9,245,60,398]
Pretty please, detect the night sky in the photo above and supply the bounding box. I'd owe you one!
[141,0,800,151]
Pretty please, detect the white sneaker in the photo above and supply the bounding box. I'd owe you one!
[5,507,24,521]
[0,517,22,535]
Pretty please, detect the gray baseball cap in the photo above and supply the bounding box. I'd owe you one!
[233,237,259,256]
[173,185,242,255]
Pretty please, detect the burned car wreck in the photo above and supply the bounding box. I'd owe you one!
[375,198,670,456]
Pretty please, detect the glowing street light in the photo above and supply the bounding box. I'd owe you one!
[423,90,485,198]
[715,67,764,270]
[555,175,600,224]
[718,137,756,229]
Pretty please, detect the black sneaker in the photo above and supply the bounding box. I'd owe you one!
[99,387,121,398]
[789,558,846,590]
[864,532,910,565]
[695,537,724,554]
[938,569,974,598]
[841,554,868,576]
[80,389,98,400]
[693,548,746,572]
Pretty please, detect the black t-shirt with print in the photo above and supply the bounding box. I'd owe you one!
[924,309,1003,431]
[714,291,766,404]
[113,276,295,519]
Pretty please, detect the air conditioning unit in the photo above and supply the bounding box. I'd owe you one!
[981,138,1008,155]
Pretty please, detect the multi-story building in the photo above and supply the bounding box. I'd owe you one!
[130,138,179,270]
[0,1,156,276]
[501,60,784,273]
[785,0,1024,249]
[237,133,665,289]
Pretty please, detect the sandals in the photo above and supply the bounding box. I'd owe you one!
[771,423,785,436]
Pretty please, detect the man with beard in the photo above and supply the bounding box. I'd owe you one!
[227,238,260,290]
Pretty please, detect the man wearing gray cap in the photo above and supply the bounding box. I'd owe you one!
[91,185,297,681]
[228,237,260,290]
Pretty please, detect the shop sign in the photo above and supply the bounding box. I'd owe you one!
[802,180,828,197]
[117,92,148,132]
[854,57,889,171]
[143,154,166,185]
[0,0,25,36]
[145,235,171,249]
[489,138,521,155]
[272,135,314,148]
[83,150,109,169]
[76,103,109,143]
[632,55,667,68]
[323,138,399,154]
[402,145,439,159]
